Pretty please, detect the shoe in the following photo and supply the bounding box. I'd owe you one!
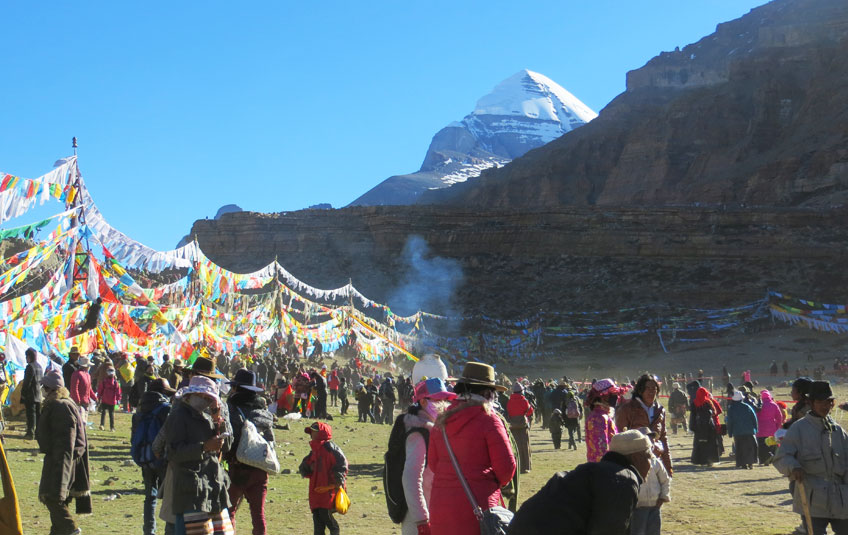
[23,433,33,440]
[99,425,104,431]
[794,523,807,534]
[110,428,115,432]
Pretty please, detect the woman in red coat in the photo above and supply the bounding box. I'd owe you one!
[428,362,516,535]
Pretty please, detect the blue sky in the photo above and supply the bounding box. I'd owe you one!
[1,0,768,251]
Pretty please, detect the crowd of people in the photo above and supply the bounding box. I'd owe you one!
[6,341,848,535]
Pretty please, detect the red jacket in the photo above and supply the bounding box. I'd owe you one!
[428,398,517,535]
[298,422,348,510]
[96,375,122,405]
[70,369,96,406]
[507,393,533,418]
[328,373,340,391]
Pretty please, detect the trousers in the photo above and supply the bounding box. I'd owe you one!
[312,508,339,535]
[43,495,76,535]
[511,427,532,473]
[25,400,40,435]
[228,465,269,535]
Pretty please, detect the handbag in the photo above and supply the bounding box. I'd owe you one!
[440,427,513,535]
[235,408,280,474]
[334,485,351,515]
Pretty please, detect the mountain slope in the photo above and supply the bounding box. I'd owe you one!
[349,70,596,206]
[427,0,848,209]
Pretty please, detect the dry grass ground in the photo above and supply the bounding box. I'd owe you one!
[5,325,848,534]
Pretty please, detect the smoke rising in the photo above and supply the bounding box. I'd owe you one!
[388,235,464,317]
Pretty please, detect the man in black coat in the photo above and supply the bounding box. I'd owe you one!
[22,347,44,439]
[131,378,176,535]
[507,429,652,535]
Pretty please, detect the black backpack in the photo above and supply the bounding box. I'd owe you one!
[383,413,429,523]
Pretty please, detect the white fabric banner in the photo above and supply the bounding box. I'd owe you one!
[5,330,51,383]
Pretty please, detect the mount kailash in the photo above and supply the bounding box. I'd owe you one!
[349,69,597,206]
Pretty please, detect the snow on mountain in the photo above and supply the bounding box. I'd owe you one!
[472,70,597,131]
[349,70,596,206]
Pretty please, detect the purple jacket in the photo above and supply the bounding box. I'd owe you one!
[756,390,784,437]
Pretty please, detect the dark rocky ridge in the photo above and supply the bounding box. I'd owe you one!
[425,0,848,209]
[188,0,848,321]
[191,206,848,318]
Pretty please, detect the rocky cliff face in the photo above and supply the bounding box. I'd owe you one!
[191,206,848,318]
[428,0,848,209]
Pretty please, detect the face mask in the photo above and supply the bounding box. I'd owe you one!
[188,395,213,414]
[422,401,439,419]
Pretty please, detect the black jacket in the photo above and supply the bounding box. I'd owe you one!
[21,361,43,403]
[225,390,274,466]
[507,451,642,535]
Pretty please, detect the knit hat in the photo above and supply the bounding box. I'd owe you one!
[512,382,524,393]
[41,369,64,390]
[609,429,652,455]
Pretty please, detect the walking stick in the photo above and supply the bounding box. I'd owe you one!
[797,479,814,535]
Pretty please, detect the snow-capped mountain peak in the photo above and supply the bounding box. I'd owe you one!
[473,69,598,128]
[349,70,596,206]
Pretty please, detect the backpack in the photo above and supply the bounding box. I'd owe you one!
[565,399,580,419]
[383,413,429,523]
[131,403,169,469]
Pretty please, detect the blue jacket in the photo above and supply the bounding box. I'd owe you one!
[726,400,758,437]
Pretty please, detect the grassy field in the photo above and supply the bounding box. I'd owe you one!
[5,326,847,535]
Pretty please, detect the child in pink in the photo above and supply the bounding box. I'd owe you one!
[584,378,621,462]
[97,365,122,430]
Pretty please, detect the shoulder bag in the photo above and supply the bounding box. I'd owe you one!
[440,426,513,535]
[235,408,280,474]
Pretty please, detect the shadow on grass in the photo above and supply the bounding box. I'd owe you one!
[349,463,383,479]
[90,488,142,496]
[672,463,740,473]
[742,489,791,496]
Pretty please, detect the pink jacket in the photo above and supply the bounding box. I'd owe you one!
[70,369,96,406]
[97,375,122,405]
[428,397,516,535]
[757,390,785,437]
[585,404,618,462]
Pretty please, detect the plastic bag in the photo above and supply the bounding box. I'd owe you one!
[335,486,350,515]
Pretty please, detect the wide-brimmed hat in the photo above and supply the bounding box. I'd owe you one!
[68,346,80,357]
[150,378,177,396]
[732,390,744,402]
[413,378,457,403]
[809,381,836,401]
[176,375,220,401]
[77,356,91,368]
[188,356,225,379]
[173,358,184,369]
[455,362,507,392]
[227,368,264,392]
